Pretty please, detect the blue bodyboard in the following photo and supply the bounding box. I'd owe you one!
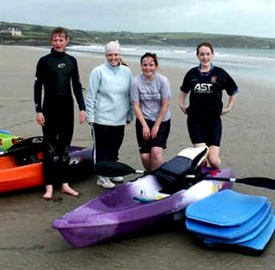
[199,216,274,255]
[186,201,272,241]
[185,190,274,255]
[186,190,269,226]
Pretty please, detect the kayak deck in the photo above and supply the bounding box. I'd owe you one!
[53,168,234,247]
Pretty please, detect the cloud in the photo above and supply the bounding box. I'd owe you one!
[1,0,274,37]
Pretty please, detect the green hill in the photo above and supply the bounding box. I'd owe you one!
[1,21,274,49]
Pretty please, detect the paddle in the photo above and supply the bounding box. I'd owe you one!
[0,136,44,157]
[93,161,275,190]
[183,175,275,190]
[93,161,145,177]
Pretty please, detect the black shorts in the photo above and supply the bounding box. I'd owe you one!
[136,118,171,154]
[187,113,222,147]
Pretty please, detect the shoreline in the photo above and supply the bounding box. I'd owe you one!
[12,44,275,83]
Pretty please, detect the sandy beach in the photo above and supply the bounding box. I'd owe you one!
[0,45,274,270]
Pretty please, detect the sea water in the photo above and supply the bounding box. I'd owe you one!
[68,44,275,83]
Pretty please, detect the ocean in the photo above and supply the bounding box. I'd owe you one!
[68,44,275,82]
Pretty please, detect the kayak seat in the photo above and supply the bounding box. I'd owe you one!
[9,136,44,165]
[153,146,208,183]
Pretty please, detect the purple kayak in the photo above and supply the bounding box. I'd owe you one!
[52,165,234,248]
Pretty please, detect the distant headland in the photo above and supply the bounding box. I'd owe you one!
[1,21,274,49]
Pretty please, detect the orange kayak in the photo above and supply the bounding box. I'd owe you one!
[0,155,43,193]
[0,147,93,194]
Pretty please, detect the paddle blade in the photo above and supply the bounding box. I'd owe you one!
[185,175,275,190]
[94,161,144,177]
[236,177,275,190]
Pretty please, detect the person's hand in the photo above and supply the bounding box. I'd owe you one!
[179,104,188,114]
[142,125,151,140]
[79,110,86,124]
[151,124,159,139]
[221,107,230,115]
[36,112,45,126]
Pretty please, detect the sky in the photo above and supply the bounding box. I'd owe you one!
[1,0,275,38]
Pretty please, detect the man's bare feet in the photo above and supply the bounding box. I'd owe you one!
[43,185,53,200]
[61,183,79,197]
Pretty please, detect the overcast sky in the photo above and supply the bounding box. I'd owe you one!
[1,0,275,38]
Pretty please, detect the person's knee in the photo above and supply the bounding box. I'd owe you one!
[208,155,221,168]
[140,153,151,172]
[207,146,221,168]
[151,147,163,161]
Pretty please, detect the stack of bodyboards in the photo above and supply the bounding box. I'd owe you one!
[185,190,274,255]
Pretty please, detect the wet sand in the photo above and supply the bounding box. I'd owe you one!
[0,45,274,270]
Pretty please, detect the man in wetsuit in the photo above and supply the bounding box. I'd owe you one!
[34,27,86,200]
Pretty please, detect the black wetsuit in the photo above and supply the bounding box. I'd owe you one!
[180,65,238,146]
[34,49,85,185]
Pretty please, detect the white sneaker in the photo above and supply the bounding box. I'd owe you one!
[97,176,115,189]
[110,176,124,183]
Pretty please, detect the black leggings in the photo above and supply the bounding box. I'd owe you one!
[42,101,74,185]
[92,123,125,163]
